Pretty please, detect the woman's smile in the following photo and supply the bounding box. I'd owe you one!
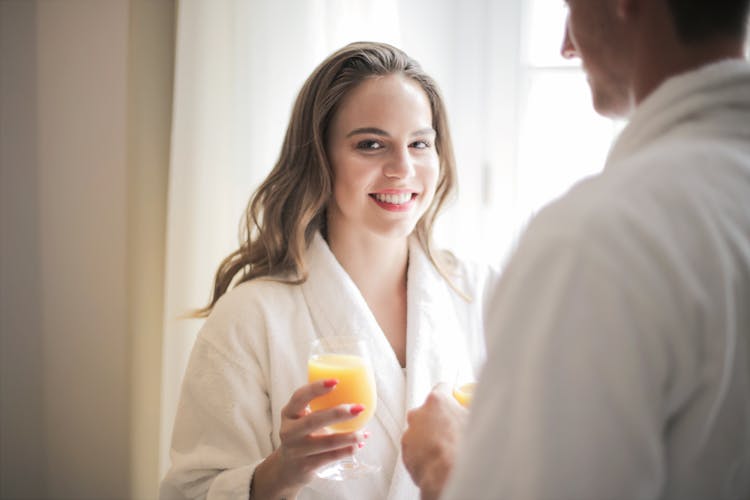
[369,190,418,211]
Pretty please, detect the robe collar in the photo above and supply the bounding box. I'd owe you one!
[607,60,750,169]
[300,232,471,497]
[299,232,471,458]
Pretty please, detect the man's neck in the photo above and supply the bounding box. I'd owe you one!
[637,36,744,104]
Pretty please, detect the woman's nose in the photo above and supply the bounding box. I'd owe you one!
[383,147,415,179]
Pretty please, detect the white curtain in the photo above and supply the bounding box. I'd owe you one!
[159,0,506,479]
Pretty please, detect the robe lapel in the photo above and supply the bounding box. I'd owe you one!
[300,234,474,499]
[403,237,472,408]
[387,237,475,499]
[300,233,406,448]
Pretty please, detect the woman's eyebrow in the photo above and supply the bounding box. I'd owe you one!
[346,127,389,138]
[346,127,436,138]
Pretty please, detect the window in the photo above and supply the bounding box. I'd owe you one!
[451,0,622,264]
[518,0,621,217]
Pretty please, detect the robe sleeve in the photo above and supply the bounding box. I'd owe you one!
[160,292,274,500]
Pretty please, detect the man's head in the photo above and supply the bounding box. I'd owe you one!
[666,0,749,43]
[560,0,634,118]
[561,0,749,118]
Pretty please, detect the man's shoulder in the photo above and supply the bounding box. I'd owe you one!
[526,172,635,243]
[521,134,750,277]
[518,164,683,266]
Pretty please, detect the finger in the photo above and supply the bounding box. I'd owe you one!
[400,427,412,453]
[295,403,367,436]
[299,429,368,456]
[424,388,452,408]
[280,403,366,445]
[282,379,339,419]
[281,429,367,462]
[406,406,423,426]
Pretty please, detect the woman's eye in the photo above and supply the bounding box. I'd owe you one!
[357,140,384,150]
[411,140,431,149]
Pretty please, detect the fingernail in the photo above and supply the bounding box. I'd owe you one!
[363,431,370,439]
[323,379,338,388]
[350,404,365,415]
[358,442,365,449]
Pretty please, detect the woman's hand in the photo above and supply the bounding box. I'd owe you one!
[250,379,368,499]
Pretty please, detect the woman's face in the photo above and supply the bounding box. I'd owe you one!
[326,74,439,242]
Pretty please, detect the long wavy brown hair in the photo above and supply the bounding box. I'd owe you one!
[196,41,460,317]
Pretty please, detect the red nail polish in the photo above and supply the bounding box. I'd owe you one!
[323,379,338,388]
[358,442,365,449]
[350,404,365,415]
[363,431,370,439]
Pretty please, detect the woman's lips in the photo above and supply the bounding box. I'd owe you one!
[369,191,417,211]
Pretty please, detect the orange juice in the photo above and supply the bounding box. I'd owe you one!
[453,382,476,408]
[308,353,377,432]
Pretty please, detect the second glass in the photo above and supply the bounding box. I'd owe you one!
[452,365,478,408]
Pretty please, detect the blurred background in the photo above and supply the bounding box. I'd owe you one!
[1,0,639,498]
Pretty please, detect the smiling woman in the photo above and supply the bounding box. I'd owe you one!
[160,42,496,500]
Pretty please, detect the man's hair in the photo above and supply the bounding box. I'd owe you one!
[666,0,750,42]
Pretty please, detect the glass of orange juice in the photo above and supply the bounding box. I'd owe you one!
[452,381,477,408]
[308,336,379,480]
[452,365,477,408]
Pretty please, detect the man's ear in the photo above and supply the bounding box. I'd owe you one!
[616,0,638,20]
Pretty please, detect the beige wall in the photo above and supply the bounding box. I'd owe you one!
[0,1,174,498]
[1,2,47,497]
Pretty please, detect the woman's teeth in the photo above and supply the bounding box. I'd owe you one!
[373,193,412,205]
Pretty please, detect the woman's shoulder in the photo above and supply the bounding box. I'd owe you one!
[198,276,302,351]
[434,246,503,302]
[212,275,305,323]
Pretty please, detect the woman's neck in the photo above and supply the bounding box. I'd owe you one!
[330,230,409,366]
[327,229,409,297]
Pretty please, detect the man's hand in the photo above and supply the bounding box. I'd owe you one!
[401,384,468,500]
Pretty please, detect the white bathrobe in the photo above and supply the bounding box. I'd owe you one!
[444,60,750,499]
[161,233,497,499]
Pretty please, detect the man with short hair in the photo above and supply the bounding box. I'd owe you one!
[401,0,750,498]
